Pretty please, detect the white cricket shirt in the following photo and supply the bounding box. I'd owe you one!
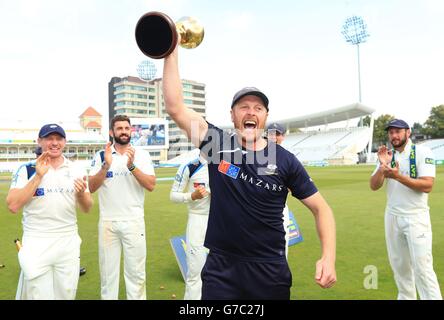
[170,158,210,216]
[372,139,436,216]
[10,157,88,236]
[90,145,155,221]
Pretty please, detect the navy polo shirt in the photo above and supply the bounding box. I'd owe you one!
[200,122,318,260]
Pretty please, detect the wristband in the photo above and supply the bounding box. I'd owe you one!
[128,164,136,172]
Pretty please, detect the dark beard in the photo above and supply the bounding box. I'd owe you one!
[114,134,130,145]
[391,137,407,149]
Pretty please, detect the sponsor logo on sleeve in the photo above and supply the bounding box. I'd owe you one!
[425,158,435,165]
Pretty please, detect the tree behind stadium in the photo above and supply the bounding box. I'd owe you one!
[363,114,395,150]
[423,105,444,139]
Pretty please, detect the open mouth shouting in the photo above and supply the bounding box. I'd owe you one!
[243,120,257,131]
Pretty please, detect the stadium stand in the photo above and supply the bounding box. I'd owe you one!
[0,116,107,173]
[282,127,371,165]
[167,103,377,166]
[161,148,200,167]
[273,103,375,165]
[418,139,444,164]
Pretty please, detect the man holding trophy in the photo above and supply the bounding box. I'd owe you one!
[135,12,336,299]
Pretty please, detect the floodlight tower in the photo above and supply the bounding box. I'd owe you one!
[342,16,369,104]
[342,16,374,162]
[137,60,157,115]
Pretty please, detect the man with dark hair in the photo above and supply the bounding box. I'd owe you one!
[162,41,336,299]
[370,119,441,300]
[89,115,156,300]
[7,124,92,299]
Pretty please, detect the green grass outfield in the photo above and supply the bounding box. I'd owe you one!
[0,165,443,300]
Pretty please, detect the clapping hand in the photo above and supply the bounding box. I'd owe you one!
[36,151,51,177]
[74,176,88,194]
[125,146,136,168]
[383,161,400,179]
[377,145,392,166]
[191,185,210,200]
[104,142,113,167]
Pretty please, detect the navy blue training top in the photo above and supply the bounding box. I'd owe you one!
[199,122,318,260]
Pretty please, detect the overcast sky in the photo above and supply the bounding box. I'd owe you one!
[1,0,443,129]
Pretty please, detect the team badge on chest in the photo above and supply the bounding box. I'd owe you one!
[218,160,240,179]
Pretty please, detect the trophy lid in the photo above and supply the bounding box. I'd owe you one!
[135,11,178,59]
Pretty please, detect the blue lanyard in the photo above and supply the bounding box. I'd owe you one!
[391,144,417,179]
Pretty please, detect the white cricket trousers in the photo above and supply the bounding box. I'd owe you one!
[99,218,147,300]
[16,233,81,300]
[184,213,208,300]
[385,212,442,300]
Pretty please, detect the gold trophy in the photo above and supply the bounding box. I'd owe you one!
[135,11,204,59]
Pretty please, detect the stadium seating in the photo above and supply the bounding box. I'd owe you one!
[282,127,371,165]
[165,127,373,166]
[162,148,200,167]
[418,139,444,161]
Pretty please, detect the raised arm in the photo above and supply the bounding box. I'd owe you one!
[74,176,93,213]
[170,165,191,203]
[6,153,51,214]
[170,165,208,203]
[370,164,387,191]
[130,169,156,192]
[125,147,156,192]
[162,45,208,147]
[384,161,434,193]
[370,145,391,191]
[7,175,43,214]
[88,142,112,193]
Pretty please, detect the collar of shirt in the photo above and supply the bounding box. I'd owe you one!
[111,144,122,156]
[52,156,70,170]
[395,138,413,157]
